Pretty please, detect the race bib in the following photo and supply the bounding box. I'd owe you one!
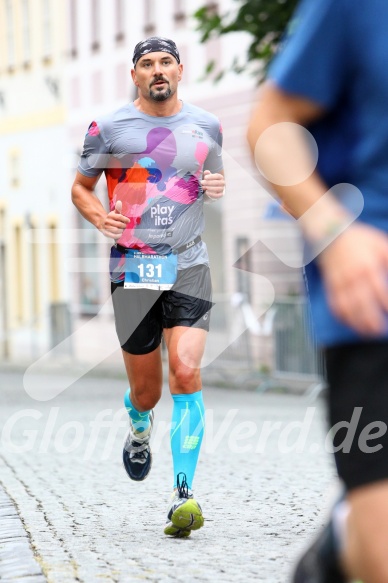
[124,250,178,290]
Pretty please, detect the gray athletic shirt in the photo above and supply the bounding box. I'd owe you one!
[78,101,223,271]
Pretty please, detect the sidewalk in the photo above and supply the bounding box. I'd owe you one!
[0,485,46,582]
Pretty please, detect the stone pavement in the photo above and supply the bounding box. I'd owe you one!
[0,486,46,582]
[0,369,338,583]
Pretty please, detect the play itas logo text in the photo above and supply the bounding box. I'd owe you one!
[150,203,174,226]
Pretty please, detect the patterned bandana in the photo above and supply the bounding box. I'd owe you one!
[132,37,180,68]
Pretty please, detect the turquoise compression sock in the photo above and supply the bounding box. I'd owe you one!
[124,388,151,434]
[170,391,205,490]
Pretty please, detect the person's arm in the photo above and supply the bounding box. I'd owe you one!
[71,171,129,240]
[201,169,225,202]
[247,82,351,239]
[201,116,225,202]
[247,81,388,335]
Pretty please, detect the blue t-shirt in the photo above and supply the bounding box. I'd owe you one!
[269,0,388,346]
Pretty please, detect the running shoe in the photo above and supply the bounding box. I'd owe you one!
[292,518,346,583]
[164,472,204,537]
[122,410,154,481]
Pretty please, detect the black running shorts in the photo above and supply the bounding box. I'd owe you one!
[111,264,212,355]
[325,340,388,491]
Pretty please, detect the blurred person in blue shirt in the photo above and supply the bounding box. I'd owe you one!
[248,1,388,582]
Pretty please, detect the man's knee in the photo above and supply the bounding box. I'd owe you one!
[348,481,388,582]
[171,363,201,393]
[358,552,388,583]
[374,564,388,583]
[130,382,162,411]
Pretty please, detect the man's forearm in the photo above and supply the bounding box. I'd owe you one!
[271,174,353,247]
[71,183,108,231]
[247,87,354,247]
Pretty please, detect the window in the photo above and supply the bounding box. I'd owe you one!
[115,0,125,43]
[77,214,100,315]
[42,0,52,61]
[48,221,60,302]
[71,76,80,108]
[27,216,41,323]
[91,0,100,52]
[92,70,102,104]
[177,45,187,83]
[235,237,252,302]
[0,204,5,238]
[69,0,78,57]
[144,0,155,35]
[21,0,31,65]
[14,222,24,322]
[0,205,9,358]
[173,0,186,25]
[115,63,128,100]
[206,1,218,15]
[9,150,21,189]
[5,0,15,70]
[205,37,222,81]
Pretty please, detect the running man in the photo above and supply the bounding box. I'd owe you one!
[248,0,388,581]
[71,37,225,537]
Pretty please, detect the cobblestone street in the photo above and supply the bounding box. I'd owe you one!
[0,369,337,582]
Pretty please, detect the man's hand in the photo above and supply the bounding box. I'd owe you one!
[201,170,225,200]
[99,200,130,240]
[318,223,388,335]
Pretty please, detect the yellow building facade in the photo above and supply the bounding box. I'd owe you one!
[0,0,69,360]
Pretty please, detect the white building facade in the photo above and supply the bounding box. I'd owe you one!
[0,0,303,368]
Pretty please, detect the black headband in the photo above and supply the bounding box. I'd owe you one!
[132,37,180,67]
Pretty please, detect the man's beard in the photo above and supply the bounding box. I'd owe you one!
[149,80,172,102]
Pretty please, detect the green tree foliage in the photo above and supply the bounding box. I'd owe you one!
[194,0,299,80]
